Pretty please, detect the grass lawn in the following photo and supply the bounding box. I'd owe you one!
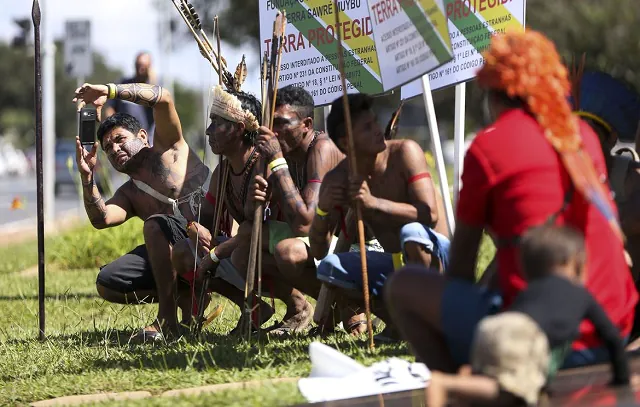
[0,218,494,406]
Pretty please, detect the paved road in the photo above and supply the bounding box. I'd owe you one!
[0,174,127,227]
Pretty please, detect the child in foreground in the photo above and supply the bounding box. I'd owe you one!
[427,225,630,406]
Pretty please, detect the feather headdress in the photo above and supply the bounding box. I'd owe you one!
[210,85,259,131]
[477,31,624,242]
[569,55,640,142]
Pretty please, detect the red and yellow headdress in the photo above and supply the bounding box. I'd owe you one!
[477,31,624,242]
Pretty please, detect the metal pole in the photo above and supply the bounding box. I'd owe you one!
[453,83,466,210]
[32,0,46,341]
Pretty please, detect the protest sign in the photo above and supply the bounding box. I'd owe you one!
[259,0,453,105]
[366,0,452,92]
[401,0,526,98]
[259,0,382,106]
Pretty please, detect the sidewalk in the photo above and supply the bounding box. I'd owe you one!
[0,208,85,247]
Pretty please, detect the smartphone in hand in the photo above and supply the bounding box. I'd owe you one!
[79,107,96,147]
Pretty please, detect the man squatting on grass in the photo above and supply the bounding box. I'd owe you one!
[170,85,279,333]
[427,225,629,407]
[73,82,240,341]
[225,85,346,335]
[308,93,451,338]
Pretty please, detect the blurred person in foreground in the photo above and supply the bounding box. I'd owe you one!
[385,30,637,372]
[427,225,629,407]
[73,81,213,342]
[103,52,157,144]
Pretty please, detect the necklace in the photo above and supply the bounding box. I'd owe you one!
[229,148,257,176]
[226,151,260,220]
[289,131,319,190]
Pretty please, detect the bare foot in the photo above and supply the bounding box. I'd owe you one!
[344,313,368,337]
[267,301,314,336]
[130,319,183,344]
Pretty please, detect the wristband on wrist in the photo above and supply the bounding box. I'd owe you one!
[107,83,116,99]
[209,247,220,263]
[316,207,329,217]
[271,163,288,173]
[268,157,287,172]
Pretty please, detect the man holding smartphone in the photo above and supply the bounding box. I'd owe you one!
[73,82,212,342]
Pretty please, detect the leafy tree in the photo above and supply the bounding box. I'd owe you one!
[0,39,202,149]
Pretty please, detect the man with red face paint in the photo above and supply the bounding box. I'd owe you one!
[74,82,216,342]
[226,85,345,335]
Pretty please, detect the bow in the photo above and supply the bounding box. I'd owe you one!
[171,0,249,335]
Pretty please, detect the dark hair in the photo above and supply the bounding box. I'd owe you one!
[227,90,262,145]
[520,225,586,280]
[97,113,142,146]
[488,90,525,110]
[326,94,374,148]
[275,85,315,120]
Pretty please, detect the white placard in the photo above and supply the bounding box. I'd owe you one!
[401,0,526,98]
[64,20,93,78]
[366,0,452,92]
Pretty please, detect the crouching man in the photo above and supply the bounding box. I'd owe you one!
[308,94,450,339]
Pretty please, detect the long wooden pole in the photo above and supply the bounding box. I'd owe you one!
[333,1,374,350]
[32,0,46,341]
[193,16,229,335]
[243,13,286,340]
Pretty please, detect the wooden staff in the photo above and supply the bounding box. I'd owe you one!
[193,16,231,335]
[32,0,45,341]
[171,0,234,89]
[183,1,228,71]
[243,12,287,340]
[333,0,374,350]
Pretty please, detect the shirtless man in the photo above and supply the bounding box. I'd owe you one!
[308,93,450,335]
[74,82,211,341]
[231,85,344,334]
[171,85,275,333]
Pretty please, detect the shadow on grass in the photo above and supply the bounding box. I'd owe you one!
[0,292,100,301]
[82,330,411,372]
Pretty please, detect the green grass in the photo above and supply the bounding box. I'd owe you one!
[0,213,495,406]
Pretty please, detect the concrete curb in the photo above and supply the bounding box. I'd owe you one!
[160,377,298,398]
[28,377,299,406]
[29,391,152,406]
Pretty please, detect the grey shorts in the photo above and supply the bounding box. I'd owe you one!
[96,214,188,293]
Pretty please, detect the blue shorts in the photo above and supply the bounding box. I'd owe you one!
[400,222,450,271]
[440,279,502,367]
[562,337,629,369]
[316,223,450,296]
